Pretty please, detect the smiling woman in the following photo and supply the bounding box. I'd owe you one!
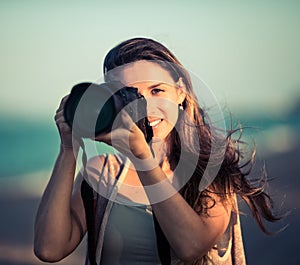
[34,37,281,265]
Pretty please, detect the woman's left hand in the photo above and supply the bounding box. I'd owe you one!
[94,110,153,162]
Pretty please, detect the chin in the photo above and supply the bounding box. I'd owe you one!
[152,132,171,142]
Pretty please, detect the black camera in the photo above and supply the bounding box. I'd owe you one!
[63,82,153,142]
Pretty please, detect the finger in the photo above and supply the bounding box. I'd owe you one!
[55,109,64,118]
[94,132,112,145]
[59,123,72,132]
[55,116,70,127]
[56,94,70,113]
[121,110,136,131]
[56,107,64,115]
[55,115,66,124]
[61,94,70,104]
[54,111,67,124]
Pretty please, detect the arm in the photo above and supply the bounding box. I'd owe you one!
[34,148,87,262]
[34,96,86,262]
[137,166,231,262]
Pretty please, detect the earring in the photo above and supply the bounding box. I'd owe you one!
[177,78,184,88]
[179,103,184,110]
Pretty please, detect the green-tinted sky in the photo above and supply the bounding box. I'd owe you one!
[1,0,300,120]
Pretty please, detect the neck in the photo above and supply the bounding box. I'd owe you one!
[150,139,168,165]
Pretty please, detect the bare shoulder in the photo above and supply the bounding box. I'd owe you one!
[78,153,125,195]
[71,153,124,197]
[87,154,107,166]
[83,154,109,183]
[86,153,125,179]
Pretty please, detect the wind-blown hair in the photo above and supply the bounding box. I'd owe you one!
[103,37,280,259]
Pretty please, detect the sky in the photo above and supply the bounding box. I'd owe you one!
[1,0,300,121]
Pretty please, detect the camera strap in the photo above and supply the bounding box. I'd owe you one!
[77,138,98,265]
[153,213,171,265]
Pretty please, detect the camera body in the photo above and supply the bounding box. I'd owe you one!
[64,82,153,142]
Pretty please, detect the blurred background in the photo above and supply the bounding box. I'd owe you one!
[0,1,299,264]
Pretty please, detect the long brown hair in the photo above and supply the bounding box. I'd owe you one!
[103,37,280,232]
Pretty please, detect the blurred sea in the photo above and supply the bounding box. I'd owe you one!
[0,111,299,180]
[0,117,59,178]
[0,116,119,202]
[0,116,115,194]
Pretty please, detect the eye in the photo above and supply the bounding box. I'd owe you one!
[151,88,164,95]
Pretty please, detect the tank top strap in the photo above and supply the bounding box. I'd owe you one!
[94,153,130,264]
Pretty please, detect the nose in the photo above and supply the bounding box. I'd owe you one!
[138,89,150,99]
[144,97,164,119]
[135,88,153,115]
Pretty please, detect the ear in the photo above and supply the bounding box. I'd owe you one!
[176,77,187,104]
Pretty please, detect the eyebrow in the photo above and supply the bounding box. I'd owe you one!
[148,82,170,89]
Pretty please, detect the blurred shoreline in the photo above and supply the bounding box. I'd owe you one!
[0,171,87,265]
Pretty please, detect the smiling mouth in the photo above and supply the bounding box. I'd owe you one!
[149,119,163,127]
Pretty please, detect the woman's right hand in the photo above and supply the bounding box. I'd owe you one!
[54,95,79,151]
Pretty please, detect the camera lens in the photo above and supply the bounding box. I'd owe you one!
[64,82,117,138]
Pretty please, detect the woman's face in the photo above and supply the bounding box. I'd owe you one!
[117,61,185,140]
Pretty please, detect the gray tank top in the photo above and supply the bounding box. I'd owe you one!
[100,195,161,265]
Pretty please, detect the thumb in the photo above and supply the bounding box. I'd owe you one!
[120,110,138,132]
[93,132,112,145]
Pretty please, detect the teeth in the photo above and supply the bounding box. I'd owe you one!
[149,119,161,127]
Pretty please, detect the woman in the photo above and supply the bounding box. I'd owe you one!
[34,38,280,265]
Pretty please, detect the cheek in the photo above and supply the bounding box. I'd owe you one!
[163,101,179,126]
[147,98,179,125]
